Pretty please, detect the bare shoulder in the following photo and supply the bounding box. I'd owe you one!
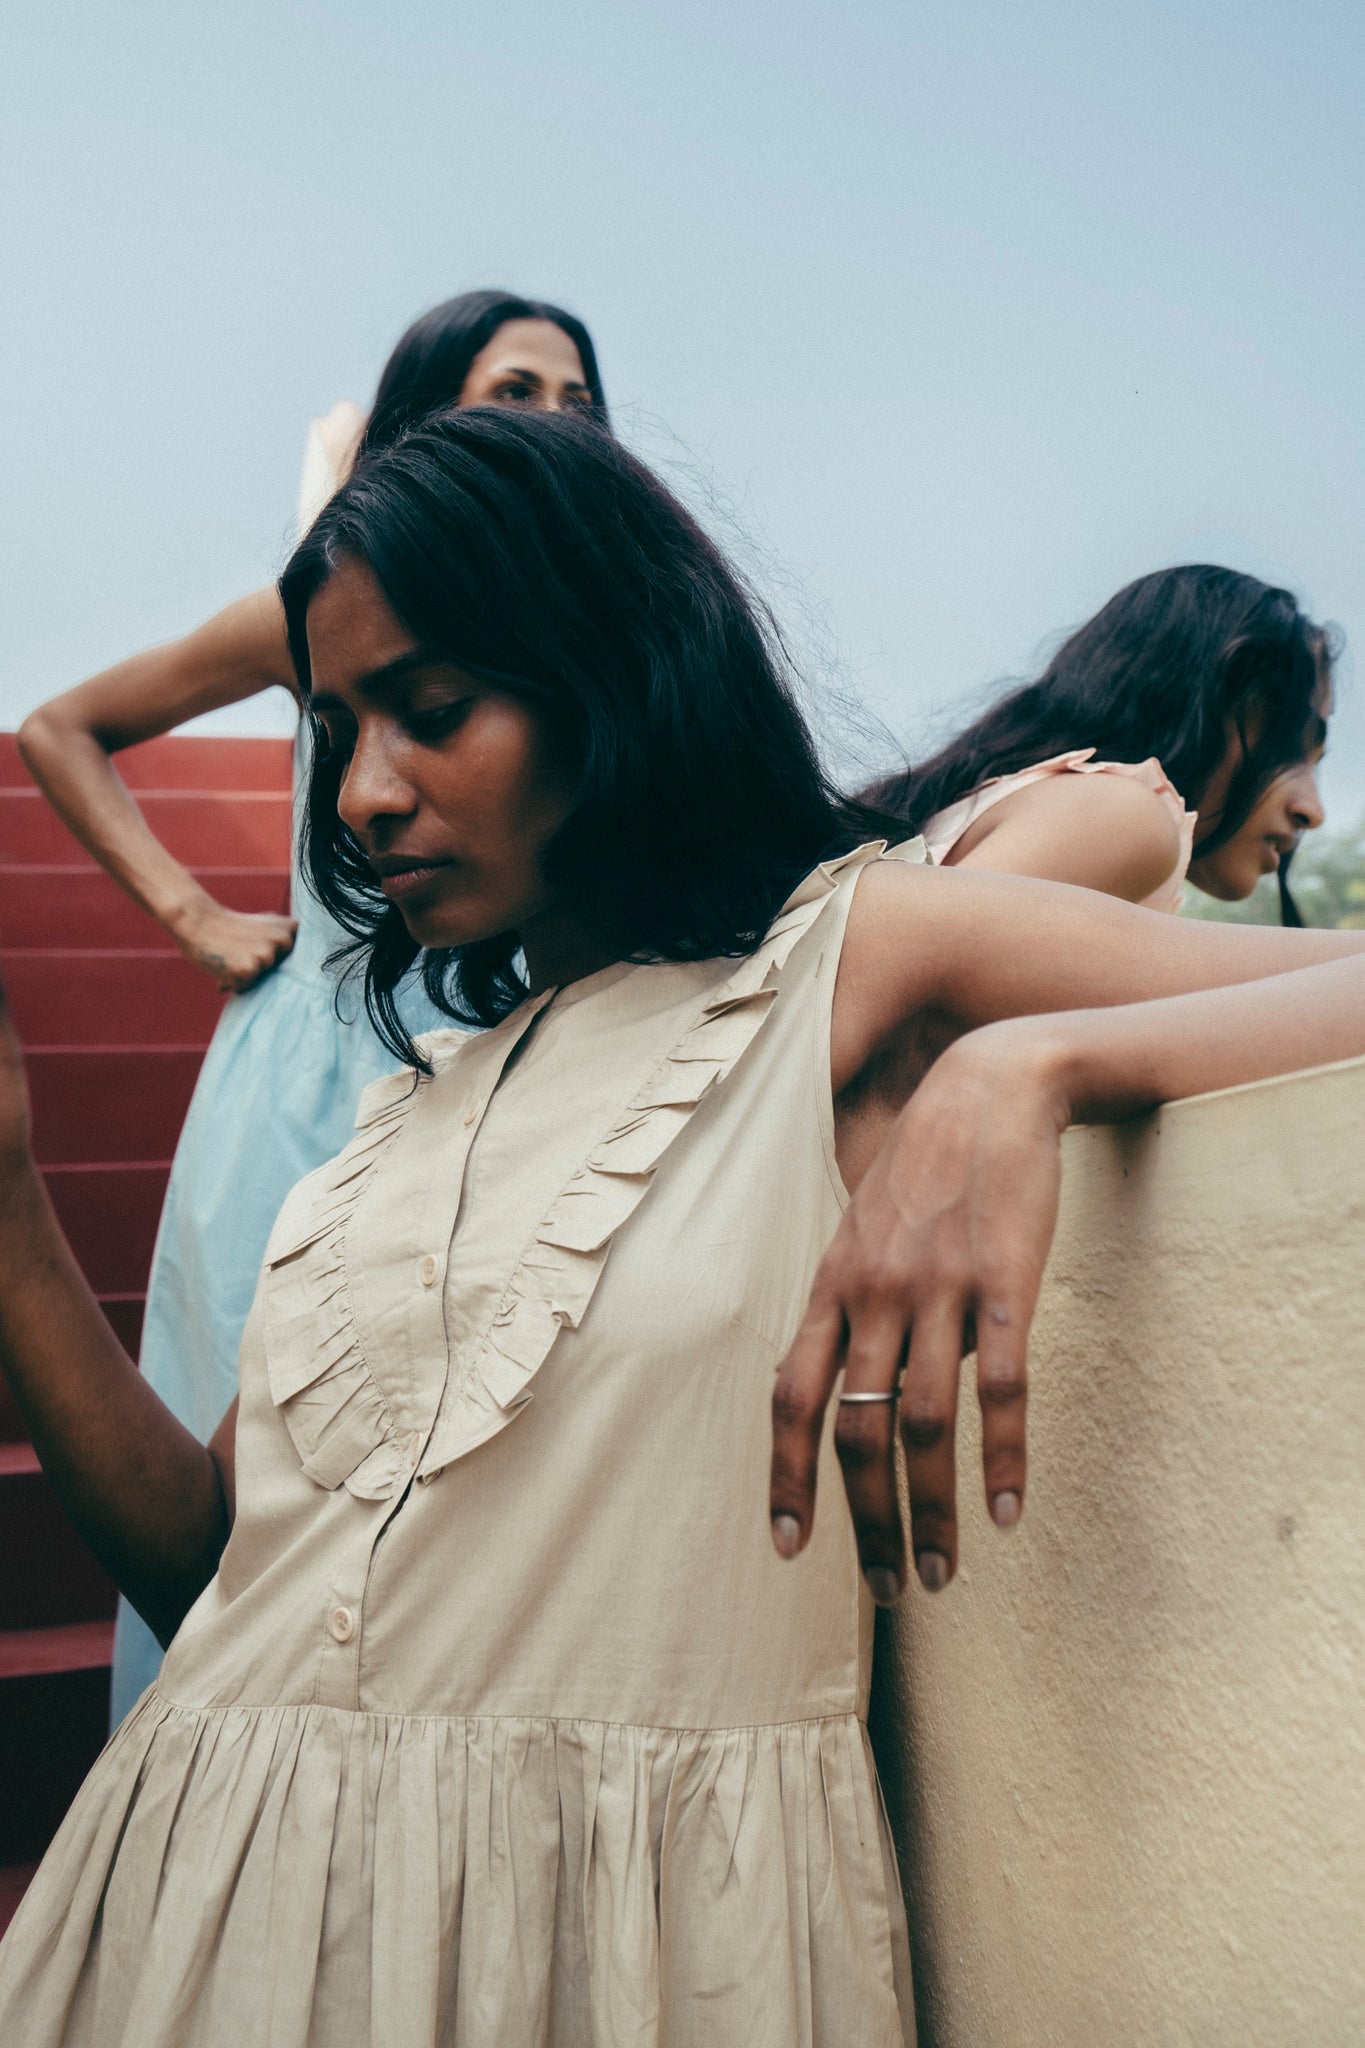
[949,768,1184,901]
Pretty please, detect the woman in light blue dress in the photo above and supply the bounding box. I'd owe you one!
[16,290,611,1719]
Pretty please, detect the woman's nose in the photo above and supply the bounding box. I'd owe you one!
[1286,766,1326,835]
[336,726,417,839]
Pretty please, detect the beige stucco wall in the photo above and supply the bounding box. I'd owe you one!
[870,1055,1365,2048]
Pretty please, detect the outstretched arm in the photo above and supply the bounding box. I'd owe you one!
[0,980,233,1642]
[17,587,299,992]
[772,861,1365,1602]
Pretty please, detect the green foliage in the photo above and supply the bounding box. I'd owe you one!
[1180,816,1365,929]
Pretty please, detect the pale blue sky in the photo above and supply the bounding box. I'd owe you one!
[2,1,1362,810]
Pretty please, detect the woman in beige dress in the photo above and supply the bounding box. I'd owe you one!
[870,566,1331,917]
[0,409,1363,2046]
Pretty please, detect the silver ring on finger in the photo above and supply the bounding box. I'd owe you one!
[837,1388,900,1405]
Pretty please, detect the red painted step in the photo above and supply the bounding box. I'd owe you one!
[1,951,225,1047]
[27,1047,205,1165]
[43,1163,169,1296]
[0,866,290,949]
[0,731,294,793]
[0,1618,115,1682]
[0,789,293,869]
[0,1446,116,1631]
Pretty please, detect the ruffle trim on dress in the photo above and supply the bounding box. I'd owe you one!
[420,840,925,1479]
[258,1030,473,1501]
[0,1691,911,2046]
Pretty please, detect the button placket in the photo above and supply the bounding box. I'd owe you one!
[405,995,554,1444]
[317,1570,367,1707]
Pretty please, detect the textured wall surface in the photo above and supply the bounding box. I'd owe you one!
[869,1055,1365,2048]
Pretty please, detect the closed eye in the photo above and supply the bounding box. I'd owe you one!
[406,697,476,744]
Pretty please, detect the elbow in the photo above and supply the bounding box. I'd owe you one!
[18,699,102,791]
[15,707,56,777]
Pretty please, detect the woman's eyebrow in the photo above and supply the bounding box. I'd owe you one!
[308,649,450,709]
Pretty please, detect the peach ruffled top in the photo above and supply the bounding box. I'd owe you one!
[920,748,1196,912]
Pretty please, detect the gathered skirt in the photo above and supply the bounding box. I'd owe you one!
[0,1690,912,2047]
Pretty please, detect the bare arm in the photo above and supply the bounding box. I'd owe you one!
[944,770,1184,902]
[17,587,299,991]
[830,860,1364,1104]
[0,982,233,1642]
[772,862,1365,1603]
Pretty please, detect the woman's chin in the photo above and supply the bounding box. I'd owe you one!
[394,896,512,952]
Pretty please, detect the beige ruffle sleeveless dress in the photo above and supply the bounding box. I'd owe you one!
[0,844,918,2047]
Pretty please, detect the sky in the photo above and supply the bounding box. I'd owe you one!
[2,0,1362,813]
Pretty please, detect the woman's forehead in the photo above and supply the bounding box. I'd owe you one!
[307,557,415,697]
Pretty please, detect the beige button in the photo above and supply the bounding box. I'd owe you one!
[328,1604,355,1644]
[417,1253,439,1288]
[463,1101,480,1127]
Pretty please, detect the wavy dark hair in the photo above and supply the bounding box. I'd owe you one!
[363,289,607,452]
[281,408,893,1064]
[867,566,1335,924]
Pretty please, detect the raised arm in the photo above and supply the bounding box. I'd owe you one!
[17,587,299,991]
[772,861,1365,1603]
[0,978,233,1642]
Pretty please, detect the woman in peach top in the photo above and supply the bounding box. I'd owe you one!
[870,566,1333,918]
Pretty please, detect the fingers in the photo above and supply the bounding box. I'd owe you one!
[832,1309,908,1605]
[975,1281,1033,1533]
[899,1295,968,1592]
[770,1290,845,1561]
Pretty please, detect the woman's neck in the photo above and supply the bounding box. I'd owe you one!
[518,905,622,997]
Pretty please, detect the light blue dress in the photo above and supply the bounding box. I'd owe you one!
[109,738,450,1723]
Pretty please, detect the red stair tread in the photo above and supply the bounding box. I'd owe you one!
[3,951,225,1047]
[28,1046,204,1164]
[0,731,294,793]
[0,1618,114,1681]
[0,866,290,948]
[0,789,293,869]
[43,1163,168,1295]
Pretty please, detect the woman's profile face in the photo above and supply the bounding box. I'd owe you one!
[306,553,574,951]
[1188,711,1329,901]
[459,319,593,412]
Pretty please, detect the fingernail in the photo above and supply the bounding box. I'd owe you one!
[991,1491,1021,1530]
[772,1513,802,1559]
[865,1566,902,1607]
[916,1550,949,1593]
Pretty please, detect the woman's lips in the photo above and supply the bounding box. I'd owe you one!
[374,861,454,902]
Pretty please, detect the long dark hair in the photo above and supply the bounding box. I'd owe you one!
[363,290,608,453]
[867,566,1334,923]
[281,408,892,1064]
